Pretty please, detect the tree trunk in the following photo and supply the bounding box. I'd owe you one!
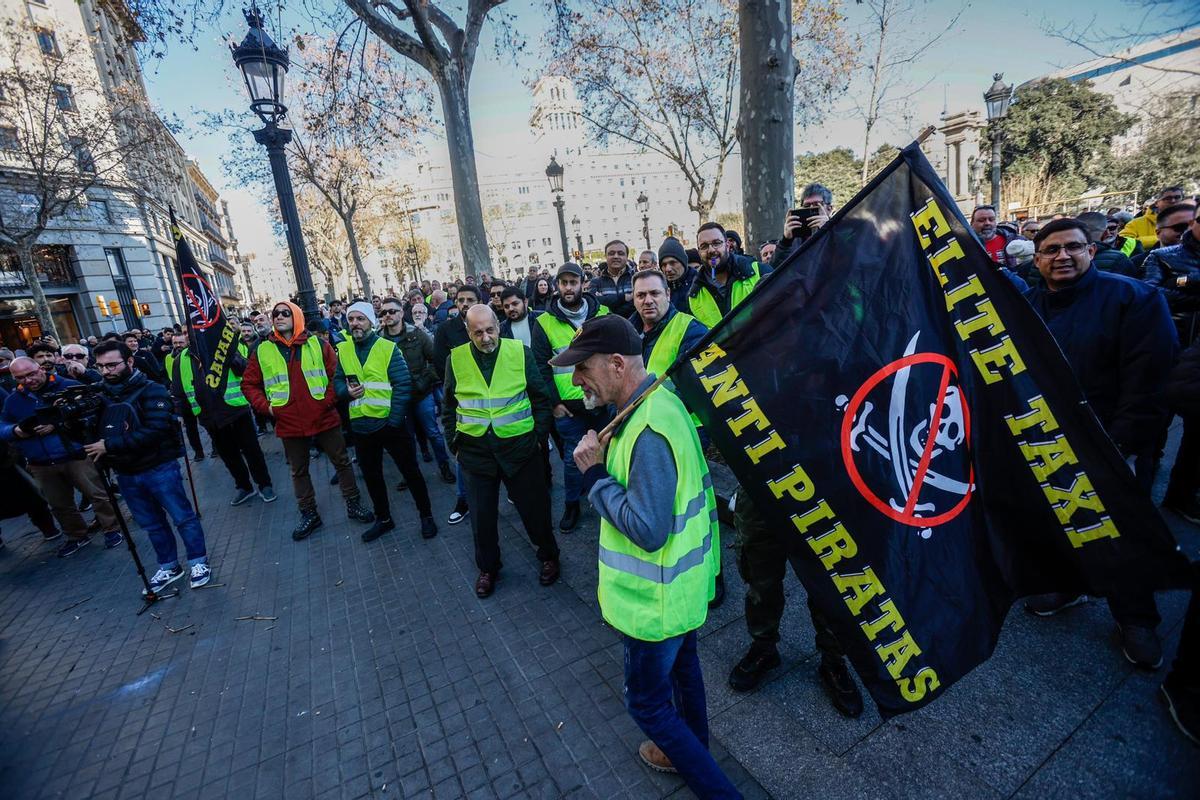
[739,0,795,252]
[15,240,60,341]
[340,210,372,297]
[436,66,490,277]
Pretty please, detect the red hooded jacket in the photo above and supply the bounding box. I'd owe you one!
[241,300,342,438]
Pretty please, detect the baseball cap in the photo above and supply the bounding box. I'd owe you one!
[556,262,584,281]
[548,315,642,368]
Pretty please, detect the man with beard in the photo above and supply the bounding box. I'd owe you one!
[658,238,698,311]
[686,222,771,329]
[531,263,611,533]
[970,205,1025,269]
[434,284,482,525]
[334,302,437,542]
[84,341,213,593]
[442,305,558,597]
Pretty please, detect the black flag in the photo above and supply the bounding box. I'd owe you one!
[169,208,242,429]
[670,144,1189,717]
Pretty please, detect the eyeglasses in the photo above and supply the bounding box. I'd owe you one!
[63,353,88,360]
[271,309,292,318]
[95,361,124,372]
[379,308,400,316]
[1159,222,1192,234]
[1036,241,1090,257]
[697,241,724,252]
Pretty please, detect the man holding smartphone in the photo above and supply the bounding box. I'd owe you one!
[769,182,834,268]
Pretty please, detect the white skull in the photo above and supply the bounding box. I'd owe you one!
[909,386,965,456]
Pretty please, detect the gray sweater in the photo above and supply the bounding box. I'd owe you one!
[587,375,678,553]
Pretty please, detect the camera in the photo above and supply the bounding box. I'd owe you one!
[36,384,108,444]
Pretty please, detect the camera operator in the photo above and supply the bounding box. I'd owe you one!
[0,357,122,557]
[83,341,212,593]
[770,183,834,268]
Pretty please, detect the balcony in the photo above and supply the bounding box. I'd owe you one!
[199,212,226,243]
[0,246,77,294]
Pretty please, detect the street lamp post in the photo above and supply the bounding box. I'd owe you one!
[571,214,583,260]
[637,192,650,250]
[545,156,570,263]
[983,73,1013,215]
[230,7,320,329]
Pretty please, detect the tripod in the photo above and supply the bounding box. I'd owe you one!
[94,464,179,615]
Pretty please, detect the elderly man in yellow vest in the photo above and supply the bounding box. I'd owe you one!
[169,331,275,507]
[441,305,559,599]
[560,316,738,798]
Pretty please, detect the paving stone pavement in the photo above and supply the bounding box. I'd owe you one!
[0,422,1197,800]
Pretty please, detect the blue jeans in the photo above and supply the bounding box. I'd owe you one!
[624,631,741,799]
[456,461,467,502]
[407,393,449,466]
[116,460,207,569]
[555,407,613,503]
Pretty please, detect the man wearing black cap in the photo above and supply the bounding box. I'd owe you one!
[531,263,611,533]
[556,315,735,795]
[442,305,559,598]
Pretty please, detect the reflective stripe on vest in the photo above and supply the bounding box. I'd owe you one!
[257,336,327,406]
[688,261,762,328]
[336,337,396,419]
[536,305,609,400]
[179,348,249,412]
[451,338,534,439]
[597,387,718,641]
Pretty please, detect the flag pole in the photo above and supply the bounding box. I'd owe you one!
[596,371,671,442]
[167,205,203,518]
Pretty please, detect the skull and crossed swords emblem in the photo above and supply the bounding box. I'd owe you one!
[836,332,974,537]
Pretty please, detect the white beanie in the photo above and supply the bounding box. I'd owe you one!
[347,301,377,326]
[1005,239,1035,261]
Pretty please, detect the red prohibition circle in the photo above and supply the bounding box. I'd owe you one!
[839,352,974,528]
[182,273,219,330]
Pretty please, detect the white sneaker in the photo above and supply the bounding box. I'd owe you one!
[189,562,211,589]
[143,565,184,596]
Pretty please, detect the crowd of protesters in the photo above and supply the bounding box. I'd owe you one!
[0,179,1197,795]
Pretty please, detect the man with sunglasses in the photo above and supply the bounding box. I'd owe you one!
[1122,186,1188,249]
[1022,218,1178,671]
[487,280,507,317]
[242,300,375,541]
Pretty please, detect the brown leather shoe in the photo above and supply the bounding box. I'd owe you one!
[539,559,560,586]
[475,571,497,598]
[638,740,677,774]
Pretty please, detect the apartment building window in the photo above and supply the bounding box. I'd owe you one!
[91,199,112,224]
[36,28,60,58]
[69,137,95,172]
[0,126,18,151]
[52,83,76,112]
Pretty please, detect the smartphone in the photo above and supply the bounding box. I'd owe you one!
[789,207,820,239]
[347,375,361,388]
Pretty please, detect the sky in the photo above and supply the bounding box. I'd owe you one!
[139,0,1141,274]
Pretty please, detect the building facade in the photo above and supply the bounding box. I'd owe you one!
[0,0,233,347]
[397,76,741,284]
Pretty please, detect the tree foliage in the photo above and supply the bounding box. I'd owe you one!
[982,77,1136,208]
[545,0,855,223]
[1099,91,1200,204]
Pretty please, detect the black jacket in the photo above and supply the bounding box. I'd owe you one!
[99,370,183,474]
[432,315,470,381]
[1024,266,1178,455]
[1167,339,1200,418]
[1142,231,1200,344]
[440,342,553,478]
[530,294,607,413]
[592,266,635,318]
[1092,241,1137,278]
[383,323,438,398]
[499,309,543,343]
[668,267,698,312]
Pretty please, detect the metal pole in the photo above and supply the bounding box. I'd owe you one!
[553,195,569,263]
[575,233,583,259]
[254,122,319,331]
[990,125,1002,213]
[642,214,651,250]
